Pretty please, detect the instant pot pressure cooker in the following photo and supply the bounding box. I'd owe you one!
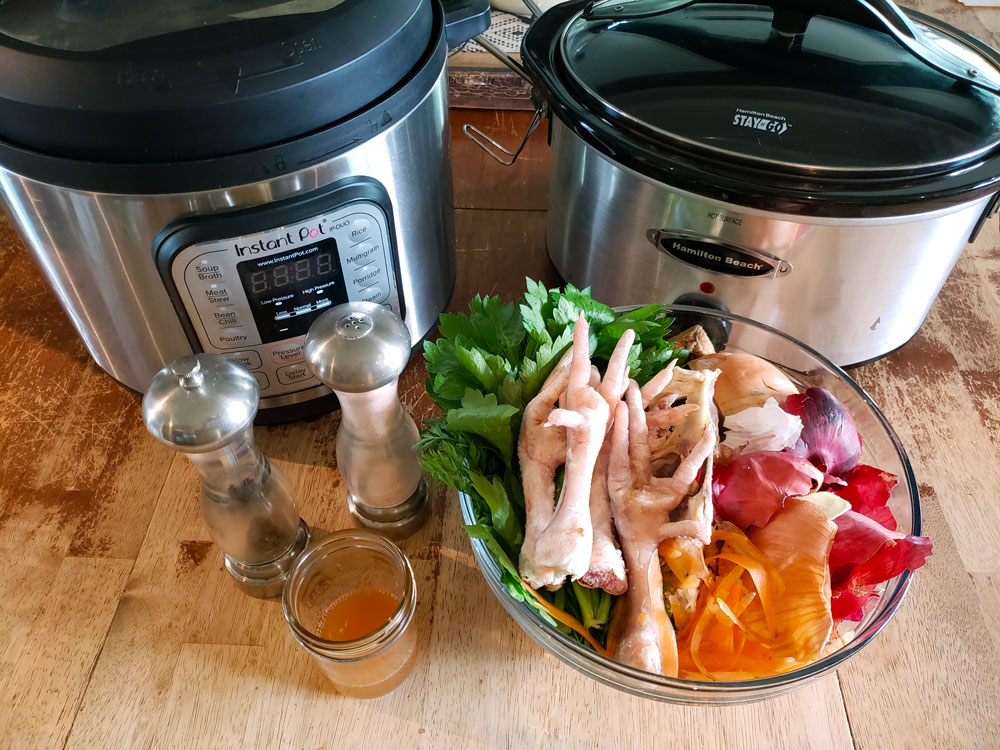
[0,0,489,420]
[475,0,1000,365]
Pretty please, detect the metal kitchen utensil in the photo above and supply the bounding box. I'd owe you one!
[304,302,428,539]
[142,353,310,598]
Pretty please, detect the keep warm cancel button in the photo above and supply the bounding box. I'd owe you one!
[276,363,315,386]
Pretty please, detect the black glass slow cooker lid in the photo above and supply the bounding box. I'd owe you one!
[0,0,431,162]
[558,0,1000,178]
[521,0,1000,218]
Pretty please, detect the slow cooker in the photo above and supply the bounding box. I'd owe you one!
[476,0,1000,365]
[0,0,489,420]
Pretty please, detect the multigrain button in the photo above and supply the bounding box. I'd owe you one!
[345,242,378,268]
[348,217,371,243]
[225,350,263,371]
[276,362,315,386]
[270,337,305,365]
[253,371,271,391]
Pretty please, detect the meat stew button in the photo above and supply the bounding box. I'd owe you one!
[276,363,315,386]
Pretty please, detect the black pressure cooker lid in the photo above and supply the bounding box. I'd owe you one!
[0,0,432,162]
[523,0,1000,214]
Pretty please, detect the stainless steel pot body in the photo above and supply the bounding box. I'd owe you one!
[0,69,453,412]
[546,120,991,365]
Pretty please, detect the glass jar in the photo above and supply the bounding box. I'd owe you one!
[282,530,418,698]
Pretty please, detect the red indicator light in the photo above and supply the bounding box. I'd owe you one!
[699,282,716,294]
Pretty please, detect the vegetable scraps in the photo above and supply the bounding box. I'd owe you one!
[712,385,932,632]
[418,280,687,648]
[829,466,933,621]
[419,280,931,681]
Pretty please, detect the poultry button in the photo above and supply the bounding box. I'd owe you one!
[214,329,251,349]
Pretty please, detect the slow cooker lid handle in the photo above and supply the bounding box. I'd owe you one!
[582,0,1000,94]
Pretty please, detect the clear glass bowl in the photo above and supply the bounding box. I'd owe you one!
[458,305,920,705]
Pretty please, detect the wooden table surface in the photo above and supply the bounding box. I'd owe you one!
[3,4,1000,747]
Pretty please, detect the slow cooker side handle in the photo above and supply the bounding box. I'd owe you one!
[462,101,547,166]
[442,0,493,49]
[458,26,548,166]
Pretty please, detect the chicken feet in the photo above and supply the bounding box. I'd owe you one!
[529,315,634,589]
[607,381,716,676]
[517,349,573,589]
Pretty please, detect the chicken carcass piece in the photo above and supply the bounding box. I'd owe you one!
[517,349,573,589]
[667,324,716,358]
[607,381,716,676]
[530,316,634,589]
[643,366,719,483]
[642,365,721,618]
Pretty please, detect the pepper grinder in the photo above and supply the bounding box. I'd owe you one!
[304,302,428,539]
[142,354,310,598]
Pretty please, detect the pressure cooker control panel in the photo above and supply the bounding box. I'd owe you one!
[155,179,403,402]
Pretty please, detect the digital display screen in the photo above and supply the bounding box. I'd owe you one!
[236,238,347,343]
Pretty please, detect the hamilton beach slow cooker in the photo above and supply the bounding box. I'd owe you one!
[475,0,1000,365]
[0,0,489,420]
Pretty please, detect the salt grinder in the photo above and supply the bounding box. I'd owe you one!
[142,354,310,598]
[304,302,428,539]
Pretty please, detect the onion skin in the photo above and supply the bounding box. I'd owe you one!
[783,387,862,479]
[689,352,799,417]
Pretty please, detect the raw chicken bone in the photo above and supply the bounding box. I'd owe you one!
[643,366,719,479]
[607,377,718,677]
[519,315,634,590]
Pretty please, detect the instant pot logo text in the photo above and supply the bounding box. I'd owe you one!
[233,218,337,256]
[732,107,790,135]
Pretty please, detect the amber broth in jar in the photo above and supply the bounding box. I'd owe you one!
[283,531,418,699]
[319,588,399,641]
